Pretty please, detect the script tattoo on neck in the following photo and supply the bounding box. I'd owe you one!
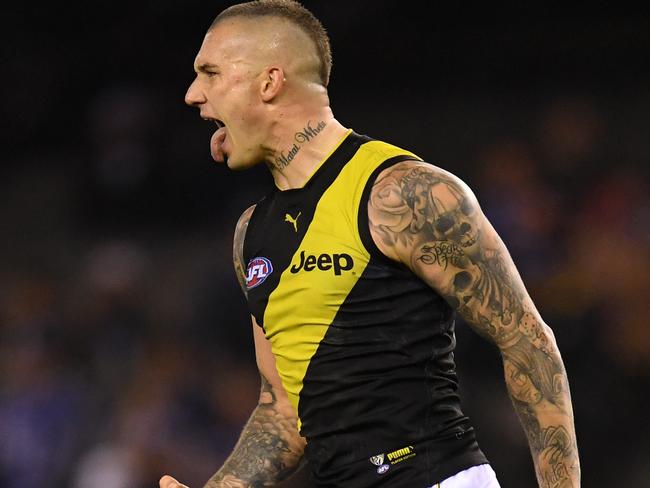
[274,120,327,170]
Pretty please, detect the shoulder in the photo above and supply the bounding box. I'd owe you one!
[233,204,257,295]
[235,204,257,234]
[372,160,475,201]
[368,159,479,232]
[368,160,481,262]
[234,204,257,257]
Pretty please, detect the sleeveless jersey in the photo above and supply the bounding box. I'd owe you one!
[243,131,488,487]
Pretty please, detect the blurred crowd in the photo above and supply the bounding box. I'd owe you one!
[1,3,648,488]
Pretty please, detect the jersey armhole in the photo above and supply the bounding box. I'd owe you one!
[241,201,263,329]
[242,195,270,263]
[357,155,422,268]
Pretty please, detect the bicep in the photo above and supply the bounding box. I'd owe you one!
[252,316,295,412]
[412,207,542,345]
[234,206,296,412]
[368,161,549,347]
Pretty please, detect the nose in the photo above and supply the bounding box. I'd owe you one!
[184,77,206,107]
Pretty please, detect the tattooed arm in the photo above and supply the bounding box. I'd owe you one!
[368,161,580,488]
[161,206,305,488]
[204,319,306,487]
[203,206,306,487]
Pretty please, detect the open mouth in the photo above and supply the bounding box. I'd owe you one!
[203,117,228,163]
[202,116,224,129]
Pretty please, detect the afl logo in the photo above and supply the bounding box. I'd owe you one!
[246,257,273,289]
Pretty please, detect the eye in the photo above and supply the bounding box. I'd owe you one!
[197,68,219,78]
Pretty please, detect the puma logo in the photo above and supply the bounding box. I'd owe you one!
[284,212,301,232]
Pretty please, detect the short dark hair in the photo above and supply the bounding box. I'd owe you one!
[211,0,332,86]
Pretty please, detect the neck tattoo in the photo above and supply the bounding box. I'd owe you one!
[274,120,327,170]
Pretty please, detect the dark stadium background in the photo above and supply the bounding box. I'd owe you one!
[1,2,648,487]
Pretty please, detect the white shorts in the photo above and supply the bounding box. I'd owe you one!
[429,464,501,488]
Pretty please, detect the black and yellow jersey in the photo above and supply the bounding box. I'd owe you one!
[243,131,488,487]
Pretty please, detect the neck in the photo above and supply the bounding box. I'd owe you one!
[263,112,349,191]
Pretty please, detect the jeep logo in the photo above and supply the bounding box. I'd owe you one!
[290,250,354,275]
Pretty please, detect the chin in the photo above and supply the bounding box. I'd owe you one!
[226,155,263,171]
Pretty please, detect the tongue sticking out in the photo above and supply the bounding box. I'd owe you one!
[210,126,227,163]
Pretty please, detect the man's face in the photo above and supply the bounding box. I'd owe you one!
[185,20,266,170]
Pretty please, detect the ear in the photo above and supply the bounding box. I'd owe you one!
[260,66,285,102]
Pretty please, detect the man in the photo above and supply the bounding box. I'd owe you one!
[161,1,580,487]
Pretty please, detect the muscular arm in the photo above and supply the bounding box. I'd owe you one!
[205,359,305,488]
[368,161,580,487]
[204,206,306,488]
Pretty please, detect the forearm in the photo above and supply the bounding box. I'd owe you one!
[502,330,580,488]
[204,379,305,488]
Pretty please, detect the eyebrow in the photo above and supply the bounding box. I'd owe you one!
[195,62,220,74]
